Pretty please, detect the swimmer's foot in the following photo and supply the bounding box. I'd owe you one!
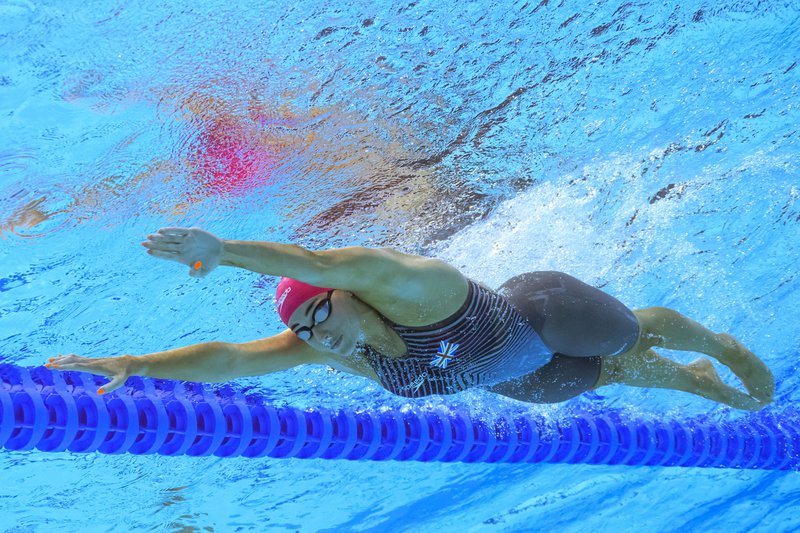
[688,358,765,412]
[715,333,775,404]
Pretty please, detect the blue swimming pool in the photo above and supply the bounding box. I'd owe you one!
[2,0,799,530]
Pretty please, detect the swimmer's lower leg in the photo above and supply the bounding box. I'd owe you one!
[596,349,765,411]
[632,307,774,403]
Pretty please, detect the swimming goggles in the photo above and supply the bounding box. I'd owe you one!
[292,290,333,341]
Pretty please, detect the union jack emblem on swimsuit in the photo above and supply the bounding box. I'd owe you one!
[430,341,459,369]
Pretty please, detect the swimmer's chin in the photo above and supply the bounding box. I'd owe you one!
[324,333,359,356]
[342,333,362,355]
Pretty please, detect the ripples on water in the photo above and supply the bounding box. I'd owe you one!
[2,2,796,246]
[1,0,800,531]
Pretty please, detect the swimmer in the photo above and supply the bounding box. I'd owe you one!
[46,227,775,411]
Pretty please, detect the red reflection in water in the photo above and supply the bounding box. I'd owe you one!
[188,117,279,197]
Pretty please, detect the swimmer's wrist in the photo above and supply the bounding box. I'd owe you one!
[219,239,246,269]
[219,240,276,274]
[123,354,145,376]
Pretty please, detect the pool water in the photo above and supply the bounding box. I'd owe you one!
[1,0,799,531]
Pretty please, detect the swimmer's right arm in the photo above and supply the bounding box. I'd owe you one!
[139,226,354,283]
[141,226,338,281]
[45,330,337,394]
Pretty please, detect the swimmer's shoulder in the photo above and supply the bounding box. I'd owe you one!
[314,245,468,325]
[360,248,469,326]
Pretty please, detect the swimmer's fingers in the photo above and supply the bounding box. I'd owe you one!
[142,234,186,256]
[144,235,186,251]
[45,353,100,371]
[45,354,116,375]
[141,228,190,257]
[157,227,192,237]
[97,373,128,394]
[46,355,133,394]
[144,248,183,263]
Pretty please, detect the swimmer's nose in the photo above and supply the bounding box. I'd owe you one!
[321,334,334,348]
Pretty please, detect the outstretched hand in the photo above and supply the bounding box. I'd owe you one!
[45,354,134,394]
[141,227,223,278]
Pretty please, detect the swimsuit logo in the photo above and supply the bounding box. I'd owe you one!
[430,341,459,369]
[276,287,291,311]
[410,371,429,393]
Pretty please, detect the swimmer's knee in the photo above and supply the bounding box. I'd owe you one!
[593,357,616,388]
[634,306,685,324]
[631,307,678,349]
[634,306,671,321]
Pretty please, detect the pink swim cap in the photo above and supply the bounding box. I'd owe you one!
[275,277,331,326]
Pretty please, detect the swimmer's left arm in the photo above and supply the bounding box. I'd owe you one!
[220,239,326,279]
[46,330,375,394]
[142,227,328,280]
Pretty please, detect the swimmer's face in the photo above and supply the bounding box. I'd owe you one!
[287,290,359,355]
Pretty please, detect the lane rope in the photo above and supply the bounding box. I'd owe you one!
[1,364,797,468]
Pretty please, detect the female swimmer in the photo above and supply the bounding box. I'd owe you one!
[46,227,775,411]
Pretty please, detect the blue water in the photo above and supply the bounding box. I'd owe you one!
[1,0,799,531]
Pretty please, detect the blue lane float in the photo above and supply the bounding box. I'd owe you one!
[1,364,798,469]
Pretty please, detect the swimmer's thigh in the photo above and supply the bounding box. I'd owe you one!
[498,271,640,357]
[489,352,603,403]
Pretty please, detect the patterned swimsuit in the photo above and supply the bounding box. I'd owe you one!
[362,279,552,398]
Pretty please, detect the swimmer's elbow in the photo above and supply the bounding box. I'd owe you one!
[229,332,325,379]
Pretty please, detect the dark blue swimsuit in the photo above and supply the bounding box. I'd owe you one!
[362,279,553,398]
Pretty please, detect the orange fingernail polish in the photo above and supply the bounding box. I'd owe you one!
[48,358,55,362]
[98,389,105,395]
[194,261,203,270]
